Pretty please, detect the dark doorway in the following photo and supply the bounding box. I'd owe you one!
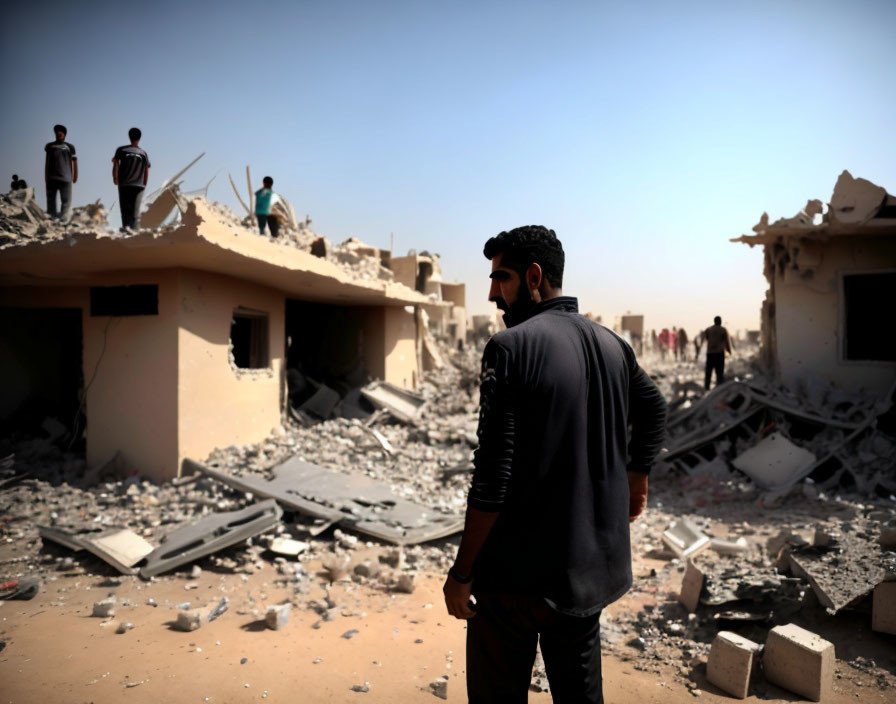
[843,272,896,361]
[0,308,84,440]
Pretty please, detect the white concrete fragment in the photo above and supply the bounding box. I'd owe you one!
[92,597,117,618]
[269,537,309,557]
[709,537,749,555]
[662,520,710,559]
[396,573,417,594]
[265,604,290,631]
[731,433,816,490]
[175,609,203,632]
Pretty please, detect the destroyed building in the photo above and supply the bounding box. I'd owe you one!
[733,171,896,398]
[0,194,467,482]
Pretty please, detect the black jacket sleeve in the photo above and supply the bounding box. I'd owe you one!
[468,339,515,511]
[626,360,667,474]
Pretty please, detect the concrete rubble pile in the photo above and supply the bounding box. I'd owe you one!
[0,341,482,583]
[658,370,896,501]
[0,189,107,246]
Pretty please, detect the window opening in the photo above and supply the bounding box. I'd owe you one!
[231,308,269,369]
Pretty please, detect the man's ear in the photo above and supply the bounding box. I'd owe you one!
[526,262,543,292]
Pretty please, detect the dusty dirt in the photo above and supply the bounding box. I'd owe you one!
[1,557,893,704]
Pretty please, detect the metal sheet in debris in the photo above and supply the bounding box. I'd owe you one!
[39,526,155,575]
[360,381,425,422]
[731,432,816,490]
[188,457,463,545]
[140,499,282,578]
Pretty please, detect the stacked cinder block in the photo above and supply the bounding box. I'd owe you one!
[707,631,761,698]
[762,624,834,701]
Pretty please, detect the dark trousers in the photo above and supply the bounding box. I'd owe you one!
[705,352,725,389]
[118,186,145,230]
[467,594,603,704]
[256,213,280,237]
[46,179,72,221]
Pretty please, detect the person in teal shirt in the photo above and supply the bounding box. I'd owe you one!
[254,176,281,237]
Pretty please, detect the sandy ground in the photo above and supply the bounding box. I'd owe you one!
[1,558,893,704]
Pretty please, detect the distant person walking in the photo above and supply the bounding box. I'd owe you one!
[676,327,688,361]
[703,316,733,389]
[658,328,671,360]
[44,124,77,222]
[254,176,280,237]
[10,174,28,191]
[112,128,150,232]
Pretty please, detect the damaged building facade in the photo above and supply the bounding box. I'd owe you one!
[0,196,466,482]
[733,170,896,397]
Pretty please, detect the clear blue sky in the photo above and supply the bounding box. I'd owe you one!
[2,0,894,334]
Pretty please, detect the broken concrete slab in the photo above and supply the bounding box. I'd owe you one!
[706,631,760,699]
[731,432,816,491]
[662,519,710,559]
[360,381,426,422]
[140,500,282,578]
[787,530,889,613]
[38,526,155,575]
[187,457,463,545]
[763,624,834,702]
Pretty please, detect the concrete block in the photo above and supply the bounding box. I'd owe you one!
[396,572,417,594]
[92,597,117,618]
[763,623,834,701]
[678,560,704,613]
[706,631,760,699]
[175,609,203,632]
[265,604,290,630]
[872,581,896,635]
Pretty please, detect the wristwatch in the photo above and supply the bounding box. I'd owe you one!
[448,566,473,584]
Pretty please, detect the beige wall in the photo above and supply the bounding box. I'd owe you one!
[176,270,284,474]
[389,255,419,291]
[361,306,420,389]
[774,236,896,397]
[1,272,180,480]
[384,306,419,389]
[441,282,466,308]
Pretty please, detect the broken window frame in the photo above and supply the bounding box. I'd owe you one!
[837,268,896,366]
[230,306,270,370]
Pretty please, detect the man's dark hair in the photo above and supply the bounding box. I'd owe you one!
[483,225,564,288]
[714,316,722,325]
[128,127,142,141]
[263,176,274,187]
[53,124,67,137]
[12,174,18,180]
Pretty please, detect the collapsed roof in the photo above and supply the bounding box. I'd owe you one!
[732,170,896,246]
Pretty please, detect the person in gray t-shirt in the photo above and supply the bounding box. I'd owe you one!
[112,127,151,231]
[44,124,77,222]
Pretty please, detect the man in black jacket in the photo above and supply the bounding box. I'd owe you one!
[444,226,667,703]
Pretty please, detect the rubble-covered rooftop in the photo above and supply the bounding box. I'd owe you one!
[0,194,429,307]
